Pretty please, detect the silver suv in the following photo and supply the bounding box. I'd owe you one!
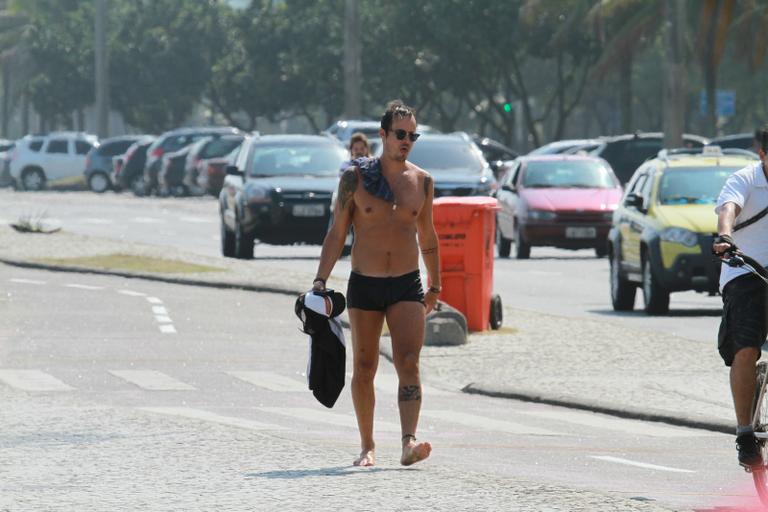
[7,131,98,191]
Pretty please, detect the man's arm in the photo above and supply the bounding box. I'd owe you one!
[416,174,440,313]
[713,202,742,255]
[313,168,357,290]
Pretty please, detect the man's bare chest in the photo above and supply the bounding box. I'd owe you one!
[354,174,424,223]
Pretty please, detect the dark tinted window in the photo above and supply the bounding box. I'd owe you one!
[658,166,741,205]
[46,139,69,154]
[28,139,44,152]
[408,139,485,173]
[249,143,346,177]
[75,140,92,155]
[98,140,134,156]
[200,138,243,159]
[0,142,14,152]
[522,160,616,188]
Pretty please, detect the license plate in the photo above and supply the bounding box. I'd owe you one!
[565,227,596,238]
[292,203,325,217]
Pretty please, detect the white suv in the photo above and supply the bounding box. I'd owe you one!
[7,132,98,191]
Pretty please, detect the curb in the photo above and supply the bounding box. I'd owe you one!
[462,383,733,435]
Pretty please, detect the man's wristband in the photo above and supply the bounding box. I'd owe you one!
[313,277,326,286]
[715,234,736,248]
[428,285,441,294]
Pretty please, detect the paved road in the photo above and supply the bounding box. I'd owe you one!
[0,189,722,343]
[0,264,760,510]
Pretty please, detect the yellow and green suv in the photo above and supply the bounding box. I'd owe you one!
[608,146,759,314]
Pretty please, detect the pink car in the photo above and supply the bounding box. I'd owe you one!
[495,155,623,259]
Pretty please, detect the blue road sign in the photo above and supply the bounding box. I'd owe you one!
[700,89,736,117]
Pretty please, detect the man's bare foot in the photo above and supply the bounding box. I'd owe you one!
[401,439,431,466]
[353,449,375,467]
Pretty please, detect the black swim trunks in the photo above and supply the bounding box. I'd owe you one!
[346,270,425,311]
[718,273,768,366]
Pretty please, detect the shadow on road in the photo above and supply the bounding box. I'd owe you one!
[246,465,415,479]
[588,308,722,318]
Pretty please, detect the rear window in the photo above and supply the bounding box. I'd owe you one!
[523,160,616,188]
[98,140,135,156]
[75,140,92,155]
[249,143,346,177]
[46,139,69,154]
[658,166,742,205]
[408,139,485,173]
[28,139,44,152]
[0,142,14,152]
[200,138,243,159]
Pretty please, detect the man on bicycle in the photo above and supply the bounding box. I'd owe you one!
[713,125,768,468]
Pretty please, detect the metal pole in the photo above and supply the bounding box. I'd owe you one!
[662,0,686,148]
[343,0,361,119]
[95,0,109,137]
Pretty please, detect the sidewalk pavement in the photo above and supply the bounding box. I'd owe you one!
[0,226,735,434]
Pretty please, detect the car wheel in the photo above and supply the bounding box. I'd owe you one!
[514,220,530,259]
[131,176,146,196]
[21,167,45,191]
[610,245,636,311]
[594,244,608,258]
[221,219,236,258]
[170,184,188,197]
[497,222,511,258]
[88,171,111,193]
[642,256,670,315]
[235,220,255,259]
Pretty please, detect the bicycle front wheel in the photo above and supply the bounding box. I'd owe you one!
[751,361,768,506]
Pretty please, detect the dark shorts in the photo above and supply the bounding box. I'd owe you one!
[718,273,768,366]
[346,270,425,311]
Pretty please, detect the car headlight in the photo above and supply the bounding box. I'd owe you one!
[528,210,557,221]
[245,186,271,204]
[660,227,698,247]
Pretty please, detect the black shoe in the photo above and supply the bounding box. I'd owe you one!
[737,432,763,468]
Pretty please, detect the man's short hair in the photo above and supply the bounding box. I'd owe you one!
[756,125,768,152]
[349,132,369,149]
[380,99,416,133]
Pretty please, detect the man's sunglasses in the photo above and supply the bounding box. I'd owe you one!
[392,129,420,142]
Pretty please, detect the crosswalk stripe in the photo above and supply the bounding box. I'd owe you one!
[155,315,172,323]
[146,297,163,304]
[259,406,401,432]
[227,371,307,392]
[118,289,147,297]
[421,410,568,436]
[138,407,284,431]
[65,284,104,291]
[109,370,195,390]
[589,455,695,473]
[151,305,168,315]
[516,408,713,438]
[0,369,73,391]
[159,324,177,334]
[9,278,46,285]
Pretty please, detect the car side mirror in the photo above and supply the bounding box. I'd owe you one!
[624,193,643,209]
[225,165,244,177]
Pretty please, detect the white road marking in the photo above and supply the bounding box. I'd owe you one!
[0,369,73,391]
[118,289,147,297]
[139,407,284,431]
[179,216,214,224]
[9,278,46,285]
[373,372,454,396]
[78,218,113,224]
[228,371,307,392]
[154,315,172,323]
[131,217,163,224]
[64,284,104,291]
[421,410,567,436]
[159,324,177,334]
[517,408,714,438]
[152,306,168,315]
[109,370,194,390]
[259,407,400,432]
[589,455,695,473]
[146,297,163,304]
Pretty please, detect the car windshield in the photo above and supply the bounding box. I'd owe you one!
[201,138,242,159]
[523,160,616,188]
[658,166,742,205]
[249,143,346,177]
[408,139,485,173]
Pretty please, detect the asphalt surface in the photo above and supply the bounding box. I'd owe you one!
[0,265,761,511]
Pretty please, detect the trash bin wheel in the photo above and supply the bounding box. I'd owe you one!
[489,294,503,330]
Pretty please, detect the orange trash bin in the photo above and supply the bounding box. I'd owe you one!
[432,196,502,332]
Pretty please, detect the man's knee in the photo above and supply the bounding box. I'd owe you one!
[733,346,761,366]
[394,351,420,375]
[353,358,377,381]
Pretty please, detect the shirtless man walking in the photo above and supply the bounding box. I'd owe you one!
[312,100,440,467]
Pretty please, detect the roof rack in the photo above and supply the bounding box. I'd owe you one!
[657,145,759,161]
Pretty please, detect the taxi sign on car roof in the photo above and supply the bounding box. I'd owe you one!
[701,144,723,155]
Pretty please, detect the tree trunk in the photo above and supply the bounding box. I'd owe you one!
[21,94,29,135]
[1,62,9,138]
[663,0,686,148]
[342,0,361,119]
[620,52,633,133]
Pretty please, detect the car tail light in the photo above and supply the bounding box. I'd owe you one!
[207,162,225,176]
[85,154,91,169]
[114,159,123,176]
[151,147,164,159]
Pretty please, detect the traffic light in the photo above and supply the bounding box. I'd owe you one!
[503,103,512,113]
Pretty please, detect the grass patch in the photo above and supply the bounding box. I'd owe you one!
[36,253,225,274]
